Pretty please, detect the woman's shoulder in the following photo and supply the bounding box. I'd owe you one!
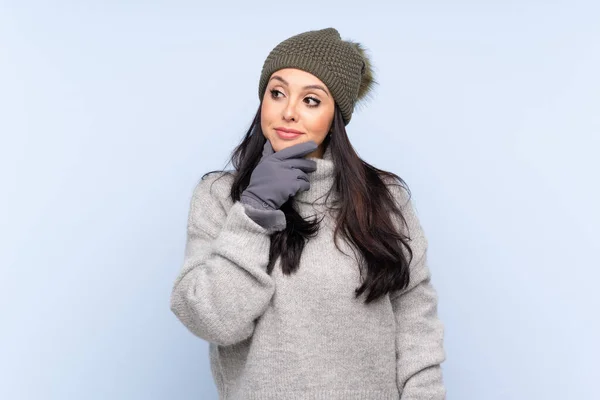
[379,172,427,241]
[379,173,412,208]
[190,170,236,211]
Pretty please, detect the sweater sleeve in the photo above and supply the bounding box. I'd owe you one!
[388,183,446,400]
[170,174,277,346]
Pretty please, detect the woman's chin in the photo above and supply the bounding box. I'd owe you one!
[271,137,305,152]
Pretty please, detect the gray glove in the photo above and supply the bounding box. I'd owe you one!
[241,140,318,211]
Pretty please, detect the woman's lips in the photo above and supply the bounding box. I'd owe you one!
[275,128,303,140]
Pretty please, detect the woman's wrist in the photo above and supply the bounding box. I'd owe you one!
[240,191,276,211]
[241,202,286,232]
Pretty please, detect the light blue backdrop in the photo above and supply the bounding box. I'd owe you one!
[1,1,598,399]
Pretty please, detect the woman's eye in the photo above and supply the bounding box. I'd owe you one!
[305,97,321,107]
[269,90,319,107]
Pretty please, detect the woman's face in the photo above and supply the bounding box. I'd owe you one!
[261,68,335,158]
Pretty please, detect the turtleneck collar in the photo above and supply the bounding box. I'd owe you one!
[294,144,337,206]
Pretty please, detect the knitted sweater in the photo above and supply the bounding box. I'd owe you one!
[170,146,446,400]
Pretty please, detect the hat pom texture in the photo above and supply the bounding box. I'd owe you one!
[348,40,376,107]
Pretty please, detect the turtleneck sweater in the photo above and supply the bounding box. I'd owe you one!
[170,145,446,400]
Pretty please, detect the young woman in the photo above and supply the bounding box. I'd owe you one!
[170,27,446,399]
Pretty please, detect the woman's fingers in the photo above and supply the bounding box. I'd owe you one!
[272,140,318,161]
[283,158,317,173]
[261,140,275,159]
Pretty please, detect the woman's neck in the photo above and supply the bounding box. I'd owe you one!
[294,144,337,206]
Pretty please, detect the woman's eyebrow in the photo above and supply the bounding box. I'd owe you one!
[303,84,329,97]
[269,75,330,97]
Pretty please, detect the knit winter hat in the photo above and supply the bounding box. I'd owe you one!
[257,27,375,125]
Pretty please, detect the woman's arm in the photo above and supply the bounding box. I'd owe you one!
[391,243,446,399]
[170,173,279,346]
[388,183,446,399]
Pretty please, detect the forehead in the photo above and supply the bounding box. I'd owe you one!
[269,68,328,87]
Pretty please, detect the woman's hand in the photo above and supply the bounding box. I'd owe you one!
[241,140,318,211]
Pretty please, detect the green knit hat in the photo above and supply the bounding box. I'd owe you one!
[258,27,375,126]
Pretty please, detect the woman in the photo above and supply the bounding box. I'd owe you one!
[170,27,446,399]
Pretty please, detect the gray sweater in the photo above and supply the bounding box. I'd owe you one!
[170,147,446,399]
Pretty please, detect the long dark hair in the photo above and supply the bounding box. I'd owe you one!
[205,103,415,304]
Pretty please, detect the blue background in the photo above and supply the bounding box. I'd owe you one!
[1,1,598,399]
